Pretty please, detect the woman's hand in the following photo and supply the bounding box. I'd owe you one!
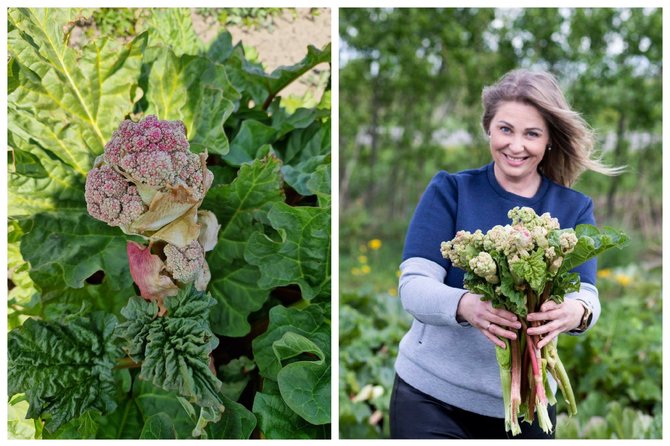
[457,292,522,349]
[526,299,585,349]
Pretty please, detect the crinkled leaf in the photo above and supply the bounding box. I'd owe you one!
[245,202,330,300]
[116,286,224,410]
[281,154,331,197]
[496,257,527,316]
[464,271,496,301]
[269,101,330,139]
[560,224,630,273]
[8,133,86,217]
[147,8,204,56]
[206,30,235,64]
[509,248,547,295]
[284,119,331,164]
[274,332,330,425]
[549,271,581,303]
[263,43,331,99]
[224,119,278,166]
[253,381,329,439]
[8,312,120,432]
[202,155,285,336]
[8,8,147,167]
[18,211,136,312]
[140,413,177,439]
[144,47,238,155]
[223,43,331,107]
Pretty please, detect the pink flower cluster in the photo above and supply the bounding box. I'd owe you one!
[85,164,146,227]
[164,240,205,283]
[104,115,206,198]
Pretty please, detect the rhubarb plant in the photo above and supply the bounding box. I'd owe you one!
[8,8,331,439]
[441,207,628,435]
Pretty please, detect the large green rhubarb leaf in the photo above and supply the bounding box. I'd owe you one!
[252,302,330,380]
[205,393,257,439]
[116,286,224,411]
[281,153,331,197]
[252,303,330,435]
[18,211,136,314]
[275,332,330,424]
[560,224,630,273]
[144,47,239,155]
[7,8,147,167]
[245,202,331,300]
[220,42,331,108]
[8,312,120,432]
[7,126,87,217]
[202,155,285,336]
[224,120,278,166]
[140,413,178,439]
[253,380,329,439]
[147,9,205,57]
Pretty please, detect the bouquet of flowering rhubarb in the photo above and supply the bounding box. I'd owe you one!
[440,207,628,435]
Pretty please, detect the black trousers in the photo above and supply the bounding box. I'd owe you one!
[390,374,556,439]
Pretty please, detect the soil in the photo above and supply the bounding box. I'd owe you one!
[191,8,331,99]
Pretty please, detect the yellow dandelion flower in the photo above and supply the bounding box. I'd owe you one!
[368,239,382,250]
[361,265,371,274]
[615,274,631,287]
[358,255,368,264]
[597,269,612,279]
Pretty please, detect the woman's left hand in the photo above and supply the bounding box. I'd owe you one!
[526,300,585,349]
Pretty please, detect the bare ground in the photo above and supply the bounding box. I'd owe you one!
[191,8,331,99]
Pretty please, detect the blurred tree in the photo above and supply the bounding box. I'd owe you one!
[340,8,661,255]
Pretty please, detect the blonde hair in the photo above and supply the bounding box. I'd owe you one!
[481,69,623,187]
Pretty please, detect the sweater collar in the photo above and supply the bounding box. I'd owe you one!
[486,162,549,204]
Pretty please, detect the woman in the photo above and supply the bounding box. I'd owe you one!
[390,69,620,439]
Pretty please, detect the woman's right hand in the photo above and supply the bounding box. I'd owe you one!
[456,292,521,349]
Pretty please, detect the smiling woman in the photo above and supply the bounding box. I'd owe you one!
[487,101,549,197]
[390,68,624,439]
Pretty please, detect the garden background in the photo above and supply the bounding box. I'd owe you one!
[339,8,662,439]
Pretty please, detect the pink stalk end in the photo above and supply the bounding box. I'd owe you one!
[127,241,178,316]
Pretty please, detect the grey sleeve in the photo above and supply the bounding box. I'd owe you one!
[565,282,601,335]
[397,257,469,326]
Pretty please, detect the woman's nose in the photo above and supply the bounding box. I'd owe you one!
[508,136,525,153]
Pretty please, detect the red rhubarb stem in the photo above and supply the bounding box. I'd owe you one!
[526,332,547,404]
[511,334,521,423]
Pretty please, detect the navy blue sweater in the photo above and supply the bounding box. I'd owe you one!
[402,162,596,286]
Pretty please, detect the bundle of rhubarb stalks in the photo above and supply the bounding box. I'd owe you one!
[441,207,628,435]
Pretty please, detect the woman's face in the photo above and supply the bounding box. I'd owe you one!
[488,101,550,186]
